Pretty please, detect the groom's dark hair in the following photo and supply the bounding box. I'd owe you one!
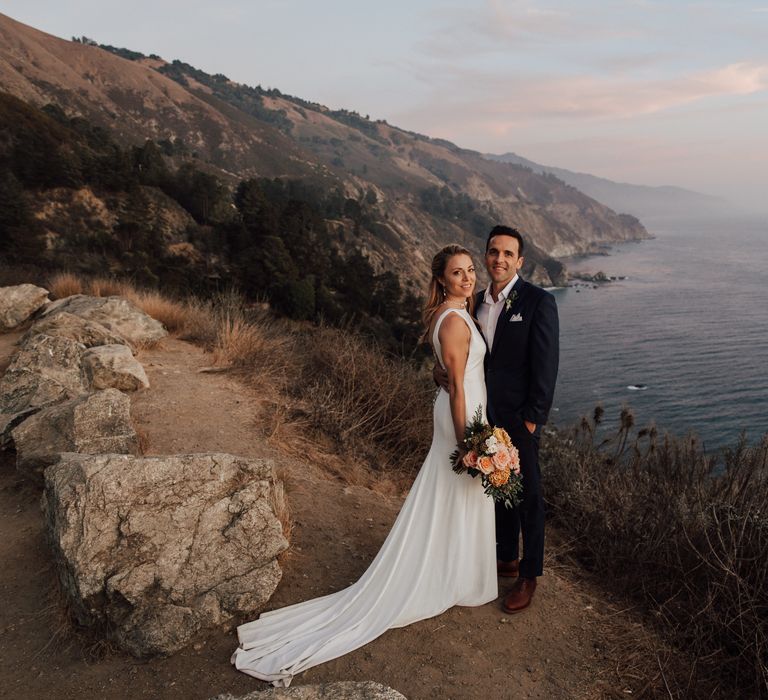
[486,225,525,254]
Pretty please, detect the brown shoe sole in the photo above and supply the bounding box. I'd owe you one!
[502,597,533,614]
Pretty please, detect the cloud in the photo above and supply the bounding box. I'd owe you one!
[417,0,657,59]
[700,62,768,95]
[397,60,768,131]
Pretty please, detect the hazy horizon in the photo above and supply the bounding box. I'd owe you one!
[3,1,767,214]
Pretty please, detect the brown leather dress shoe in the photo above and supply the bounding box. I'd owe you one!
[496,559,520,578]
[502,577,537,613]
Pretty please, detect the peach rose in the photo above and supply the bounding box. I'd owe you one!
[488,467,510,487]
[477,456,494,475]
[462,450,479,468]
[508,445,521,473]
[492,447,512,470]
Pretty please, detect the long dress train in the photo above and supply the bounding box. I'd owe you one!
[231,307,496,686]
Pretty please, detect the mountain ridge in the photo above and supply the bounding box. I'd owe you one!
[0,12,650,290]
[487,151,731,220]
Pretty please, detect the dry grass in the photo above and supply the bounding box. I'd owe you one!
[28,563,78,661]
[129,291,195,335]
[27,268,761,696]
[134,422,150,455]
[212,312,294,382]
[45,271,221,341]
[86,276,130,298]
[295,325,434,485]
[271,479,293,542]
[202,307,434,495]
[43,272,420,492]
[47,271,84,298]
[541,410,768,698]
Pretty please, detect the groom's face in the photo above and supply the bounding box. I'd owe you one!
[486,235,524,288]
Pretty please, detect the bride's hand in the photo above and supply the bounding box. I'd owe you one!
[432,363,449,391]
[455,445,469,467]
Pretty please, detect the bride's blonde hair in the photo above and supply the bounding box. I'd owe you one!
[421,244,475,343]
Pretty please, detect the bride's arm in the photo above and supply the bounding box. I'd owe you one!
[438,314,471,445]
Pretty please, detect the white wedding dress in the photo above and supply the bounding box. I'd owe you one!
[231,307,496,686]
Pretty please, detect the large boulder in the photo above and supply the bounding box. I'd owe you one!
[12,389,140,484]
[83,345,149,391]
[210,682,407,700]
[41,295,167,347]
[22,312,129,348]
[0,284,49,330]
[0,334,88,446]
[43,453,288,657]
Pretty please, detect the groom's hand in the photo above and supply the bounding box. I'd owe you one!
[432,364,450,391]
[525,420,536,434]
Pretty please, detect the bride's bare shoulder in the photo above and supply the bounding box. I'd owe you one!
[437,311,471,344]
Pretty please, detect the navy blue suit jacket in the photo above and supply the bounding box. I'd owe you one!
[475,277,559,430]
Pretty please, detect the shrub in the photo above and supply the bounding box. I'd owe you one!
[541,409,768,697]
[46,272,218,341]
[212,308,293,384]
[296,324,434,481]
[48,271,84,298]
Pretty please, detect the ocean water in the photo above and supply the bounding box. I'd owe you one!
[549,215,768,451]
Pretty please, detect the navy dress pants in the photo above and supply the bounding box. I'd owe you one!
[495,422,545,578]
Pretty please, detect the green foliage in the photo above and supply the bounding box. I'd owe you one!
[618,213,642,227]
[169,164,229,224]
[272,277,316,320]
[0,171,45,262]
[326,109,390,144]
[450,407,523,509]
[542,412,768,697]
[0,91,421,353]
[97,43,146,61]
[419,185,495,238]
[226,178,420,350]
[157,60,293,132]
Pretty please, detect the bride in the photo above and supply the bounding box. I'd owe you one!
[231,244,497,686]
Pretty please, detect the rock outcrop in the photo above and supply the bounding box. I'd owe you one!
[211,682,407,700]
[12,389,140,483]
[83,344,149,391]
[41,295,167,347]
[0,284,49,330]
[0,334,88,445]
[43,453,288,657]
[22,311,129,348]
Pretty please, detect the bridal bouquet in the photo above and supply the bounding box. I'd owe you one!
[450,407,523,509]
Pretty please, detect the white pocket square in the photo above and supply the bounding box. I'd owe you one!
[509,313,523,322]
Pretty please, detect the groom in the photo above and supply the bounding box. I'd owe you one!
[476,225,559,613]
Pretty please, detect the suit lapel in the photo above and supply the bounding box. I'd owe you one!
[473,291,484,318]
[490,277,526,358]
[472,291,488,351]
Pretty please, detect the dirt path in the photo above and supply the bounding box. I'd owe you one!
[2,335,638,699]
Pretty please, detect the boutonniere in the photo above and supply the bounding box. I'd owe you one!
[504,290,519,312]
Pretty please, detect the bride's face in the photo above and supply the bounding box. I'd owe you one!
[440,254,476,300]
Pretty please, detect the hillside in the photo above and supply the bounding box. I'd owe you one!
[0,324,672,700]
[0,11,650,290]
[487,152,731,220]
[0,92,429,352]
[3,271,763,697]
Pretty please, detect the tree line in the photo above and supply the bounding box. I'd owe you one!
[0,92,423,353]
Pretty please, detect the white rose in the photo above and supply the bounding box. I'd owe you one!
[484,436,499,454]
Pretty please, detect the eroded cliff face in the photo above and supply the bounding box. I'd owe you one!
[0,12,648,287]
